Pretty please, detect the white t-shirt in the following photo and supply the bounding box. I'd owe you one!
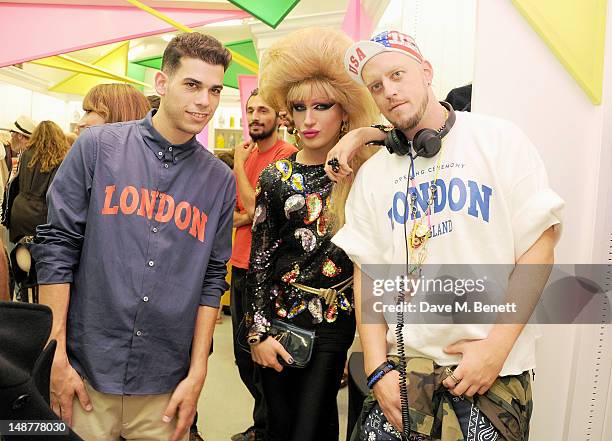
[332,111,564,375]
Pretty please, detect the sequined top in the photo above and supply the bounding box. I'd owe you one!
[247,154,355,348]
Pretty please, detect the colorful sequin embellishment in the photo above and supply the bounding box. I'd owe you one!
[304,193,323,225]
[275,297,288,318]
[295,228,316,252]
[317,195,330,236]
[308,297,323,324]
[252,205,266,229]
[287,299,307,318]
[322,258,341,278]
[290,173,305,192]
[281,264,300,284]
[275,159,292,181]
[255,181,261,197]
[284,194,305,219]
[325,304,338,322]
[338,294,352,312]
[316,213,327,236]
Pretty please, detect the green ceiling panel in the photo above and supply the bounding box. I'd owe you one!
[227,0,300,28]
[133,39,258,90]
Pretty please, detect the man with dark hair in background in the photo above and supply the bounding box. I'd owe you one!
[31,33,235,441]
[230,89,296,441]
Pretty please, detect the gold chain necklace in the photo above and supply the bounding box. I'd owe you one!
[407,107,449,272]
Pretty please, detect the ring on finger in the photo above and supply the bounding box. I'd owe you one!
[445,366,461,385]
[327,158,341,173]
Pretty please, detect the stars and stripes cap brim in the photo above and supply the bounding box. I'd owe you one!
[344,30,423,85]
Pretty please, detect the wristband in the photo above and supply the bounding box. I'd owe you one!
[371,124,394,133]
[367,359,397,389]
[367,124,394,146]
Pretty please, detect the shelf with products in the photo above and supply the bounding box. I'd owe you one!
[214,127,243,150]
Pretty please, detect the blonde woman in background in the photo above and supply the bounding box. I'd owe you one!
[64,132,78,147]
[9,121,69,243]
[245,27,380,441]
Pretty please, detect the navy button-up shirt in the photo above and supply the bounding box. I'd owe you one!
[31,111,235,395]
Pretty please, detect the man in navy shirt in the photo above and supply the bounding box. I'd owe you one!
[31,33,235,441]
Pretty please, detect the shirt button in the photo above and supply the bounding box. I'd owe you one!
[152,227,158,233]
[143,296,149,302]
[168,146,173,152]
[148,260,154,267]
[164,163,169,168]
[158,151,163,156]
[136,330,142,336]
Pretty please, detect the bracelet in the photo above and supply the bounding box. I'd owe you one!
[367,359,397,389]
[371,124,394,133]
[366,124,394,146]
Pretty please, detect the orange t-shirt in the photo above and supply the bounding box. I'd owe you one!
[230,140,297,269]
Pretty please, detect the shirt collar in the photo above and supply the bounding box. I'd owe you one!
[139,109,201,162]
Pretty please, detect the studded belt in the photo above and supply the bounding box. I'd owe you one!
[290,276,353,306]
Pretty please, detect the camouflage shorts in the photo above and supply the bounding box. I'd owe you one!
[351,357,533,441]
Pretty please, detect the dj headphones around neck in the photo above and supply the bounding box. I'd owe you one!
[380,101,456,158]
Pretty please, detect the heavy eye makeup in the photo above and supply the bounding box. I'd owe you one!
[292,102,336,112]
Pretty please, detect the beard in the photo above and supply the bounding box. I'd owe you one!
[389,91,429,133]
[249,124,276,141]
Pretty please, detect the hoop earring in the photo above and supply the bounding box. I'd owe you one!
[339,120,349,138]
[291,127,301,147]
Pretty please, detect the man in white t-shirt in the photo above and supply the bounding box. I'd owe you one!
[325,31,564,440]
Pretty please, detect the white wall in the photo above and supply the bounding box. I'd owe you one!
[0,79,73,131]
[377,0,477,100]
[473,1,612,440]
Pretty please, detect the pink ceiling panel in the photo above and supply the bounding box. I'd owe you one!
[0,3,250,67]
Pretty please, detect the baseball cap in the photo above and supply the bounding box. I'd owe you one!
[1,115,38,137]
[344,30,423,85]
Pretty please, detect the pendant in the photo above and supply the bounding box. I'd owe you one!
[410,222,430,249]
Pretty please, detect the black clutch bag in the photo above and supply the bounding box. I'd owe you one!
[270,319,315,368]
